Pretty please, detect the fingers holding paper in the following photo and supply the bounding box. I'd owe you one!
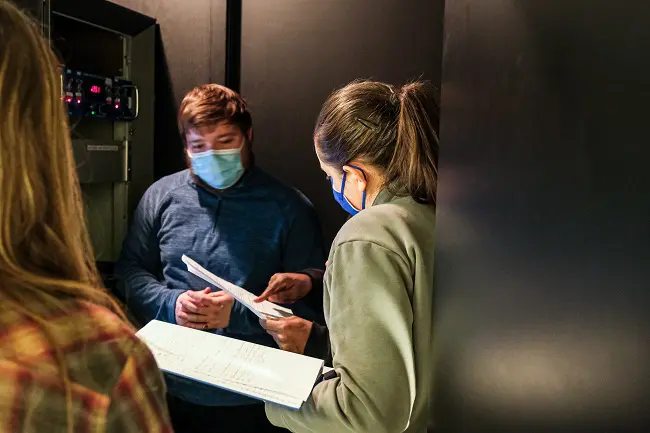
[175,288,234,330]
[254,273,312,304]
[260,315,312,354]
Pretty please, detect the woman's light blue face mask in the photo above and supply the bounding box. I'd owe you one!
[189,144,245,190]
[330,165,367,216]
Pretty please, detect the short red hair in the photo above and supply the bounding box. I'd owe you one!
[178,84,252,140]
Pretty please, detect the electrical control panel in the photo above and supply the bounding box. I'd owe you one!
[62,68,139,121]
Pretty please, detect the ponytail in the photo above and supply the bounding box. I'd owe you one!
[388,82,439,204]
[315,79,439,205]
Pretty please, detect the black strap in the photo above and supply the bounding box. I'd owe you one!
[314,368,338,387]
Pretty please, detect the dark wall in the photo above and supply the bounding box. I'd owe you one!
[109,0,227,179]
[433,1,650,432]
[240,0,445,245]
[110,0,225,105]
[12,0,44,19]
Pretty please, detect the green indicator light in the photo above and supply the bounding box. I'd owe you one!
[91,111,95,115]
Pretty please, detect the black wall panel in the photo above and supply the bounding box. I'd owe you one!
[433,1,650,432]
[109,0,225,104]
[12,0,44,20]
[109,0,227,179]
[241,0,444,245]
[52,0,154,36]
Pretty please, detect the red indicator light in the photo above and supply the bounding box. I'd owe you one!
[76,99,81,104]
[90,85,101,94]
[115,104,119,109]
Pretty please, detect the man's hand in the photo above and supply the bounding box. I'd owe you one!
[259,316,312,354]
[254,273,312,304]
[175,288,234,330]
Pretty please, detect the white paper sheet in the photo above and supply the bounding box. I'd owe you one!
[181,254,293,319]
[136,320,324,409]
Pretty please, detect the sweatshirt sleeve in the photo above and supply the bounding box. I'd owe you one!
[297,268,325,315]
[303,321,331,365]
[115,189,183,326]
[280,193,326,322]
[265,240,417,433]
[300,269,330,361]
[225,301,264,335]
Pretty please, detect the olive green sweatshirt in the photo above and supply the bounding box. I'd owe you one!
[266,189,435,433]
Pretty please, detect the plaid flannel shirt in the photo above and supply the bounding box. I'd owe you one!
[0,298,173,432]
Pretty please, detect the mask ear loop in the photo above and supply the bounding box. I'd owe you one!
[339,171,348,195]
[346,165,367,210]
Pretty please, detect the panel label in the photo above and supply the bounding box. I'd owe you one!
[86,145,120,152]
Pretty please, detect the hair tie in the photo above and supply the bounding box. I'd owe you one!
[387,85,400,106]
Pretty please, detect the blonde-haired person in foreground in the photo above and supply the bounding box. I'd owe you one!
[0,2,172,432]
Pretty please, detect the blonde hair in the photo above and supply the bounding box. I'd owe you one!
[0,1,125,430]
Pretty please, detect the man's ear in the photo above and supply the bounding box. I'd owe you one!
[246,127,254,142]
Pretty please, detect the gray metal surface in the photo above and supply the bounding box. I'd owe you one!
[128,24,155,218]
[48,1,156,261]
[433,1,650,432]
[72,139,127,184]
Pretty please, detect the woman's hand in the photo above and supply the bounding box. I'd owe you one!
[259,316,313,354]
[254,273,312,304]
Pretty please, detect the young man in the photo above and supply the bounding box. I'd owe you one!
[115,84,325,433]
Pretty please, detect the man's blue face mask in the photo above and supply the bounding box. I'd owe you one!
[189,144,244,190]
[331,166,367,216]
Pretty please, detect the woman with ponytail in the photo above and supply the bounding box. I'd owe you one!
[261,79,438,433]
[0,2,171,431]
